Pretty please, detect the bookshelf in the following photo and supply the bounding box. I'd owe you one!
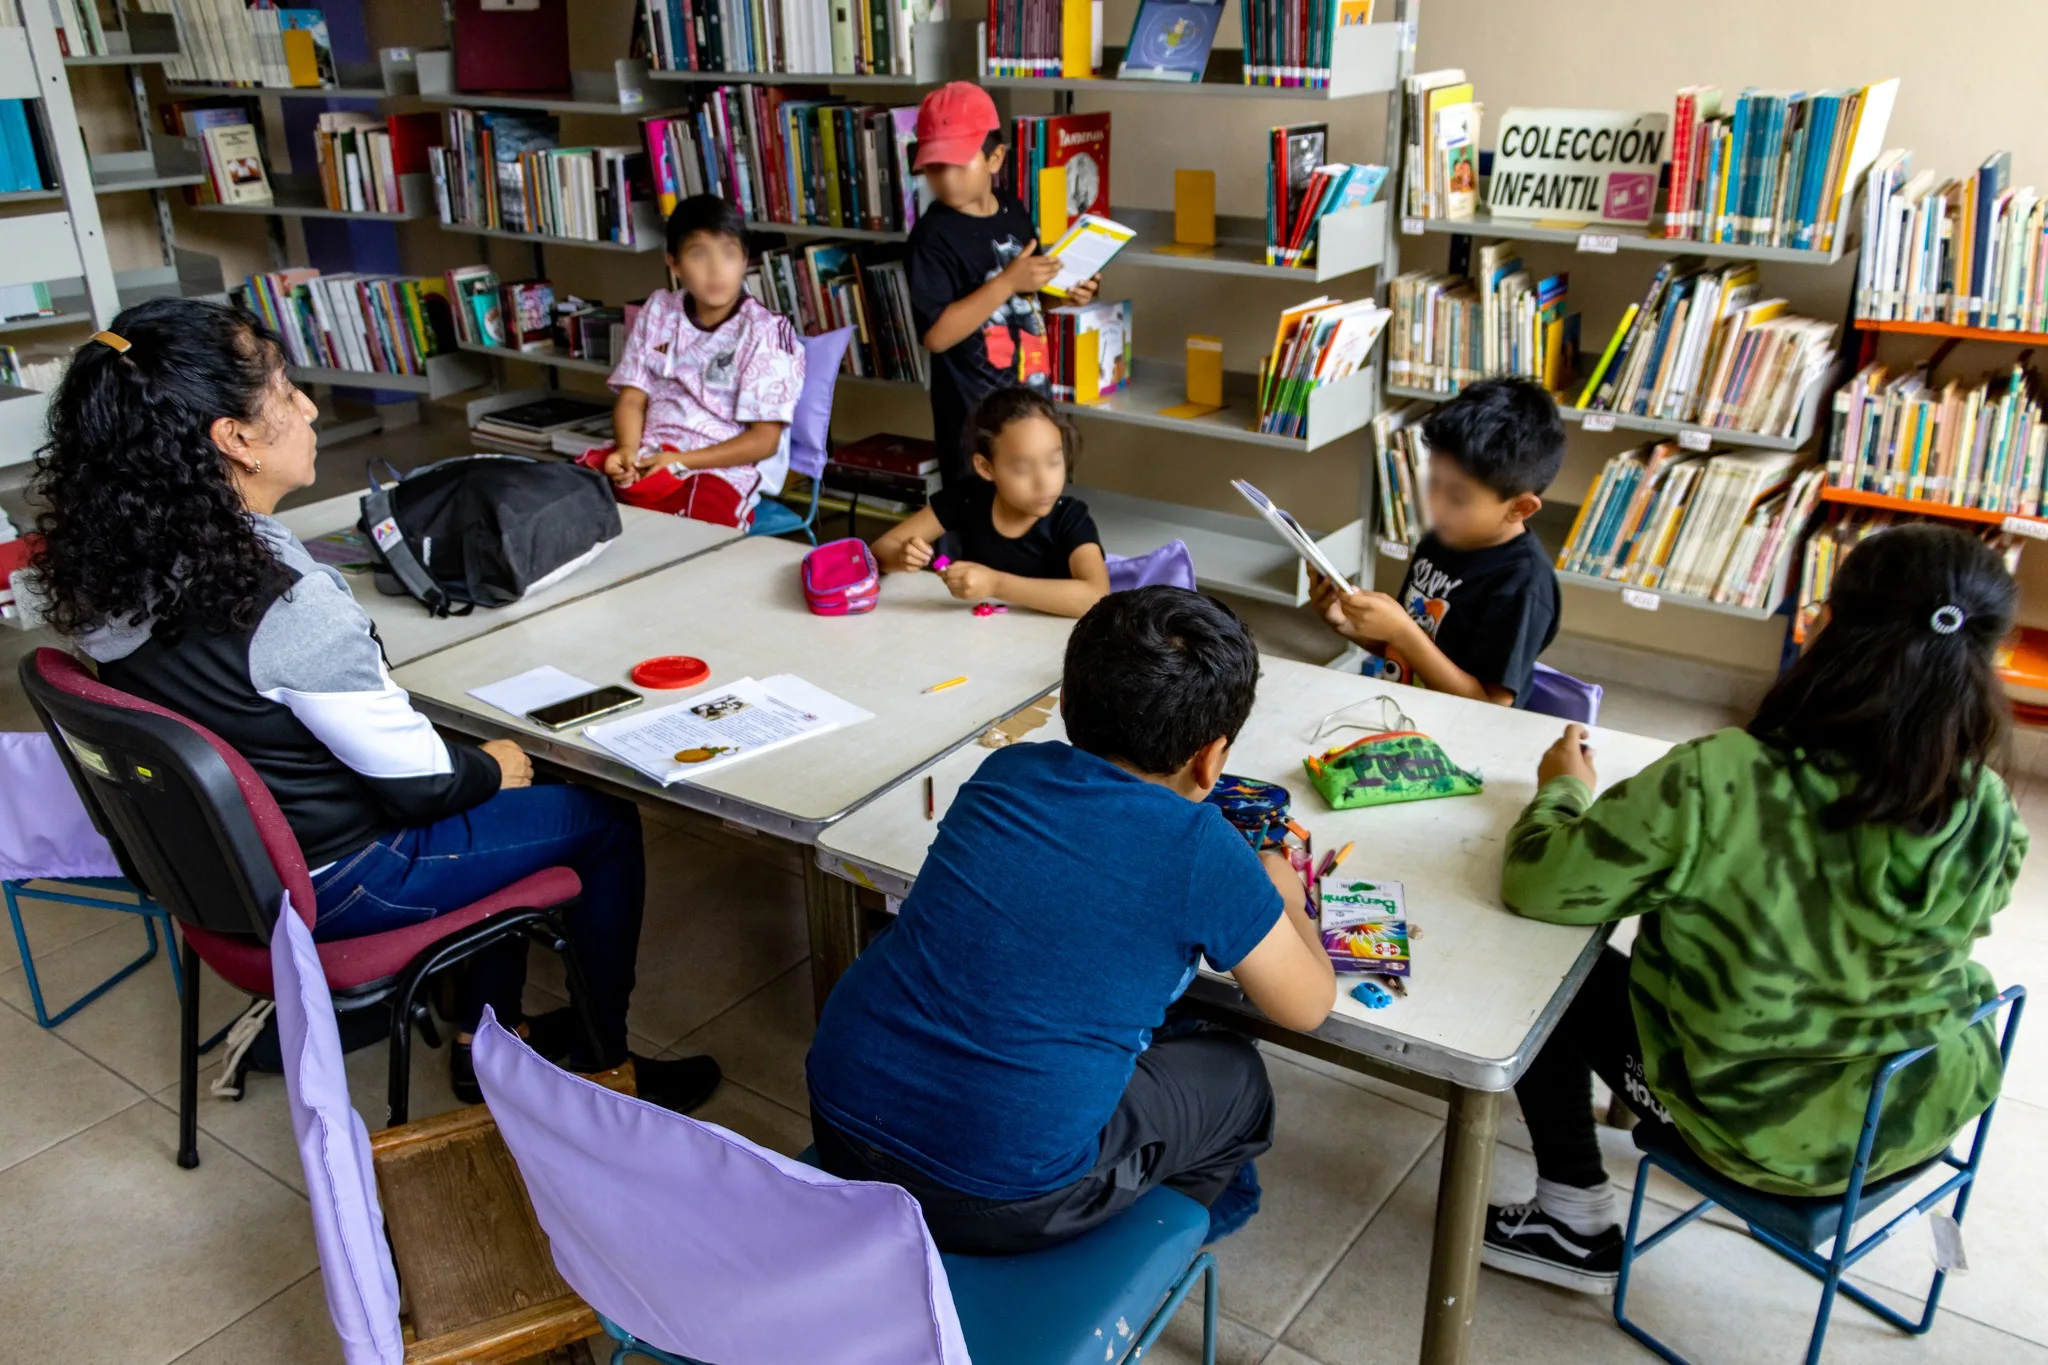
[197,171,433,222]
[1386,370,1833,453]
[415,53,676,117]
[287,351,491,399]
[1413,173,1859,268]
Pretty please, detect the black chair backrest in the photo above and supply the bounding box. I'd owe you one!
[20,650,286,942]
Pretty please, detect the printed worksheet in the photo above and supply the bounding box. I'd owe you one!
[583,675,873,785]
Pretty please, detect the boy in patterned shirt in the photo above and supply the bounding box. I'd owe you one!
[589,194,806,528]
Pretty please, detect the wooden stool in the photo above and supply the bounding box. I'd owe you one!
[371,1065,636,1364]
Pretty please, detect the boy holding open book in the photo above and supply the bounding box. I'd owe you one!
[908,82,1102,486]
[1314,377,1565,706]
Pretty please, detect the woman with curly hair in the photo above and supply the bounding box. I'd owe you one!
[31,298,720,1114]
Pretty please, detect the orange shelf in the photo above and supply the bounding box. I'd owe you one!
[1816,487,2044,528]
[1855,317,2048,347]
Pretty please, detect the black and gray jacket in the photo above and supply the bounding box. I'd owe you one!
[77,515,497,867]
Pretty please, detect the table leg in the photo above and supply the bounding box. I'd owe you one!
[801,858,862,1019]
[1419,1085,1502,1365]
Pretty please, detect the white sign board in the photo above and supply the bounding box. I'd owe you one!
[1488,108,1669,227]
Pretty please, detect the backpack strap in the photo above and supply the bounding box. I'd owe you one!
[359,463,472,618]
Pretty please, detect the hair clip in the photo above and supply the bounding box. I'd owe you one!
[1931,605,1966,635]
[89,330,131,353]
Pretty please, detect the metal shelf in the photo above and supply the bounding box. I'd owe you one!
[1115,203,1386,283]
[1414,211,1854,267]
[196,172,433,221]
[982,22,1401,100]
[1555,569,1784,621]
[437,219,660,254]
[1060,360,1376,452]
[745,219,909,243]
[164,82,392,100]
[288,350,491,398]
[457,340,614,377]
[1076,484,1364,606]
[1386,369,1829,454]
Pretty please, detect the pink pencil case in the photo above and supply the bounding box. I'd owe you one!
[802,538,879,615]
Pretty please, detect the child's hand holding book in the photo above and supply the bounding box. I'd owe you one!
[999,240,1062,297]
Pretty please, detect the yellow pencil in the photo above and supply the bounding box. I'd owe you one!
[923,675,969,694]
[1330,840,1355,871]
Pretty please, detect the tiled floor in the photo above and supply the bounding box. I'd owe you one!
[5,416,2047,1363]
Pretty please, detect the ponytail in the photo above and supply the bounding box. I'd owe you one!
[30,297,288,637]
[1748,522,2015,833]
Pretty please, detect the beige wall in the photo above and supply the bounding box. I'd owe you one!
[335,0,2048,670]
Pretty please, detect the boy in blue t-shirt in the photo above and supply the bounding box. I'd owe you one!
[806,587,1336,1254]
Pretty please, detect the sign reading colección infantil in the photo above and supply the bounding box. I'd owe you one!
[1487,108,1670,226]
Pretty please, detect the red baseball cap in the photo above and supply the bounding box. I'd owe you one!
[913,82,1001,170]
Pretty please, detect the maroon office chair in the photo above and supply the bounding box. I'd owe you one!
[20,648,601,1168]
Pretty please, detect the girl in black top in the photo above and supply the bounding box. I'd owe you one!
[874,387,1111,618]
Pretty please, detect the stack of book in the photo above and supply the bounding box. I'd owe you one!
[1371,402,1428,547]
[643,94,923,236]
[1242,0,1370,89]
[1855,150,2048,333]
[0,282,54,324]
[443,266,507,348]
[243,270,454,378]
[471,395,615,456]
[138,1,339,88]
[1266,143,1384,267]
[1387,259,1573,396]
[0,345,66,391]
[746,243,926,384]
[557,301,634,368]
[1826,361,2046,514]
[0,102,50,194]
[1401,69,1479,221]
[636,0,931,76]
[1558,446,1823,606]
[1576,258,1836,436]
[311,113,439,214]
[1662,80,1896,253]
[162,102,274,207]
[430,110,647,245]
[821,432,940,515]
[1012,112,1110,228]
[984,0,1099,78]
[1046,299,1132,401]
[1256,296,1389,437]
[1796,512,2025,640]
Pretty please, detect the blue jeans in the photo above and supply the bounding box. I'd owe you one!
[311,784,644,1070]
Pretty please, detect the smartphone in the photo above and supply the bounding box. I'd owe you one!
[528,686,643,730]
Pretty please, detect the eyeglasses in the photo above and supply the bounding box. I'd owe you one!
[1309,695,1415,746]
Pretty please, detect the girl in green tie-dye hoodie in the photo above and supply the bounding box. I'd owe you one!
[1481,524,2025,1296]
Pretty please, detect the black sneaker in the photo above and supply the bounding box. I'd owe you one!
[630,1053,723,1115]
[1480,1201,1622,1295]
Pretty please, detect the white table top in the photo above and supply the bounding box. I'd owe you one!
[390,535,1077,838]
[814,655,1679,1091]
[273,492,744,667]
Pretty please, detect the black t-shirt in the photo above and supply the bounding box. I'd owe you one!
[908,191,1051,486]
[1368,528,1559,706]
[930,478,1100,580]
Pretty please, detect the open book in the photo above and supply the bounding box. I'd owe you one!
[583,675,873,786]
[1231,479,1355,594]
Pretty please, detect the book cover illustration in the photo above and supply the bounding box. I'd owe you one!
[1118,0,1224,82]
[1319,877,1410,977]
[204,124,273,205]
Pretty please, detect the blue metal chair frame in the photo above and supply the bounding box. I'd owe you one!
[746,471,823,545]
[594,1250,1221,1365]
[4,875,185,1027]
[1614,985,2026,1365]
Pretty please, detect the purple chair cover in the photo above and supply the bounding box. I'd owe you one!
[1524,662,1604,726]
[270,900,407,1365]
[790,327,856,480]
[472,1010,972,1365]
[1105,539,1197,593]
[0,732,124,882]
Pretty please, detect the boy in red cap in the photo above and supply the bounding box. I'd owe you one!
[909,81,1100,487]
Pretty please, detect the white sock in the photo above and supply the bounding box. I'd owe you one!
[1535,1177,1619,1236]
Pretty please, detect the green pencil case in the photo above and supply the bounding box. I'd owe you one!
[1304,730,1483,810]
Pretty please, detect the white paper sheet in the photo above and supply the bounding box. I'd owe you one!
[583,674,874,785]
[1044,215,1135,296]
[468,666,598,719]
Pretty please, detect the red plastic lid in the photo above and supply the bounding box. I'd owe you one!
[631,655,710,689]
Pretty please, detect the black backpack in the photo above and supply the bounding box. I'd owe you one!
[359,455,622,616]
